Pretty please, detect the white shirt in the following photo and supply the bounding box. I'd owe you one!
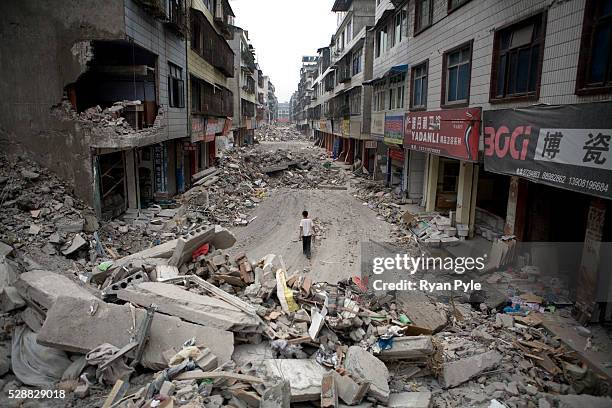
[300,218,313,237]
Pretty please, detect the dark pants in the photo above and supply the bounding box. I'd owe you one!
[302,235,312,258]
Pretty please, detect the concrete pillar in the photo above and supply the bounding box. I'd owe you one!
[503,176,528,240]
[402,148,409,194]
[425,155,439,212]
[124,149,140,210]
[469,164,479,237]
[456,161,474,225]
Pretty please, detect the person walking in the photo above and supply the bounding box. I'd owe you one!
[299,210,315,259]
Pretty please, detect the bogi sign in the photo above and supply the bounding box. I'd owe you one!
[484,103,612,199]
[404,108,480,162]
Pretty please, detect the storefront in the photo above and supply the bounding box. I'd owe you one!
[483,102,612,321]
[405,108,481,230]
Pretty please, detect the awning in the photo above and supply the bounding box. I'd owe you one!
[363,64,409,86]
[373,6,396,30]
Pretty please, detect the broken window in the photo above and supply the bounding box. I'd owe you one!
[168,62,185,108]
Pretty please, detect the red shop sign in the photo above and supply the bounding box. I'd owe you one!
[404,107,481,162]
[389,148,405,162]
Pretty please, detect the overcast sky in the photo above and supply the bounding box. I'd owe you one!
[231,0,338,103]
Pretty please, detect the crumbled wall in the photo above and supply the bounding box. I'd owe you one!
[0,0,125,206]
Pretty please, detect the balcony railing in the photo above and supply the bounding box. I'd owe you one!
[191,9,234,77]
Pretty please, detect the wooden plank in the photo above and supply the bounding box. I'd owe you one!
[174,370,264,383]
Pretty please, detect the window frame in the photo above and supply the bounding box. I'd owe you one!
[441,40,473,108]
[489,11,547,103]
[352,48,362,76]
[414,0,434,36]
[576,0,612,95]
[410,60,429,110]
[168,62,185,108]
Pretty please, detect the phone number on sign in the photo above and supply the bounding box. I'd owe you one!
[568,177,609,192]
[8,389,66,399]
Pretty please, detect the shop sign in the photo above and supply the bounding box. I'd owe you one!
[371,112,385,136]
[365,140,377,149]
[404,108,480,161]
[483,103,612,199]
[332,120,342,136]
[350,119,362,139]
[319,120,327,131]
[326,120,333,133]
[205,118,217,142]
[153,143,168,193]
[389,148,405,162]
[342,119,350,138]
[384,114,404,145]
[191,116,206,142]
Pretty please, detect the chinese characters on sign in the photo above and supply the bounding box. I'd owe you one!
[404,108,481,161]
[483,103,612,199]
[384,114,404,145]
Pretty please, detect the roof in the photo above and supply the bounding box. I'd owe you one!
[363,64,409,85]
[332,0,353,12]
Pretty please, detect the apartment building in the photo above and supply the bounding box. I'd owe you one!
[1,0,189,219]
[187,0,235,177]
[366,0,612,320]
[310,0,378,172]
[228,27,258,146]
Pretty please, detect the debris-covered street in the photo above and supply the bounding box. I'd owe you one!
[1,0,612,408]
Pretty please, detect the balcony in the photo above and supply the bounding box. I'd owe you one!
[191,9,234,77]
[241,99,255,117]
[241,49,256,72]
[191,76,233,117]
[165,0,187,36]
[337,64,351,83]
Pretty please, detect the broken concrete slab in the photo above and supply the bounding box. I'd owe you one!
[21,307,45,332]
[262,359,328,402]
[0,241,13,257]
[387,392,432,408]
[0,286,25,312]
[396,292,448,334]
[232,342,273,367]
[344,346,389,403]
[37,296,234,370]
[332,371,369,406]
[440,350,502,388]
[117,282,261,332]
[378,336,434,361]
[16,270,98,310]
[62,234,87,256]
[555,394,612,408]
[495,313,514,328]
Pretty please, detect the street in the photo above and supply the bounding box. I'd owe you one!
[1,0,612,407]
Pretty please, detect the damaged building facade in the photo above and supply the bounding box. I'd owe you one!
[187,0,236,175]
[294,0,612,321]
[228,27,258,147]
[1,0,190,219]
[1,0,276,220]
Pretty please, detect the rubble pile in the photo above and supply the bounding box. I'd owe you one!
[53,99,165,135]
[255,123,303,142]
[2,216,610,407]
[353,180,406,223]
[180,147,347,227]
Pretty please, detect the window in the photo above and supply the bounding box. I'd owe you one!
[411,61,428,109]
[349,88,361,115]
[401,5,409,41]
[448,0,472,13]
[576,0,612,94]
[168,63,185,108]
[442,42,472,106]
[394,13,402,46]
[376,26,388,57]
[491,13,545,101]
[347,19,353,42]
[352,48,362,76]
[374,83,387,111]
[415,0,433,34]
[389,74,405,109]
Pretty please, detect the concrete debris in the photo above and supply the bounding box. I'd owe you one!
[117,282,262,332]
[344,346,390,403]
[0,134,609,408]
[37,296,234,370]
[16,270,97,310]
[261,359,328,402]
[440,350,503,388]
[387,392,432,408]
